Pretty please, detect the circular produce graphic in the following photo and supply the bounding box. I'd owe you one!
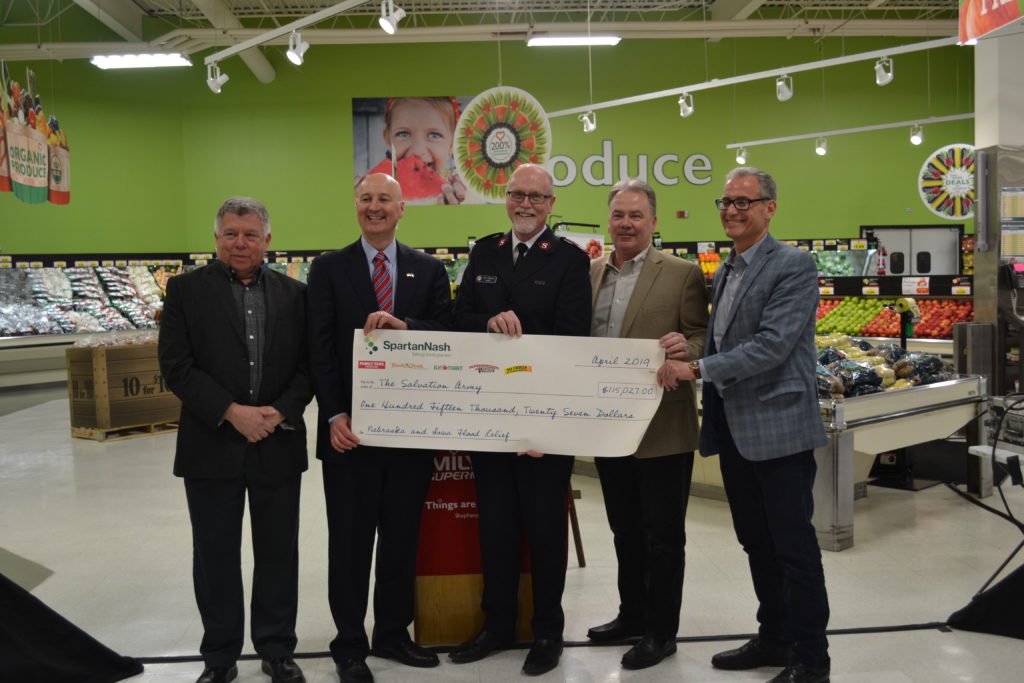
[918,143,975,219]
[455,87,551,203]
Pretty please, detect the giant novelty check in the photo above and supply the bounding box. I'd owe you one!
[351,329,665,457]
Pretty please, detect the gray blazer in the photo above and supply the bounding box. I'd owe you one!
[698,233,826,461]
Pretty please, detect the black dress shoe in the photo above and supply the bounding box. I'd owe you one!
[448,629,515,664]
[522,638,563,676]
[371,639,440,668]
[336,658,374,683]
[768,662,831,683]
[621,636,677,670]
[196,665,237,683]
[261,657,305,683]
[711,636,793,670]
[586,617,643,642]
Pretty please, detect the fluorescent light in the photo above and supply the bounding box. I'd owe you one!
[776,74,793,102]
[90,53,191,69]
[736,147,747,164]
[910,124,923,145]
[379,0,406,35]
[875,57,894,86]
[528,36,621,47]
[580,111,597,133]
[206,63,229,94]
[815,137,828,156]
[678,93,694,118]
[286,31,309,65]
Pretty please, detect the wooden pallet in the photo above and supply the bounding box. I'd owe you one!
[71,420,178,442]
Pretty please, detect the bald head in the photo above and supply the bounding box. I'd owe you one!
[356,172,406,249]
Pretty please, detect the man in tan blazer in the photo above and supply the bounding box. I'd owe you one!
[586,178,709,670]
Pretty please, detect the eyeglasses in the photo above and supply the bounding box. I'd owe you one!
[715,197,771,211]
[507,191,553,205]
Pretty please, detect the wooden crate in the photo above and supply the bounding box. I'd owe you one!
[65,345,180,435]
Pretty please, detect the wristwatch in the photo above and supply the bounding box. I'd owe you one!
[688,360,701,379]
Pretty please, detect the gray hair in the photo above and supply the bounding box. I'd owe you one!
[725,166,777,201]
[608,177,657,217]
[215,197,271,235]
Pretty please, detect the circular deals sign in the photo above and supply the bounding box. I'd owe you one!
[918,143,976,219]
[455,87,551,203]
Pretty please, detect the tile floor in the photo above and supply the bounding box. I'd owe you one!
[1,396,1022,682]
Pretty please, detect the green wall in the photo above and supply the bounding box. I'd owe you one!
[0,36,974,254]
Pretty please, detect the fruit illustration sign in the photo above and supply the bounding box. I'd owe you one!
[959,0,1022,43]
[918,144,975,220]
[0,61,71,205]
[353,96,471,205]
[455,87,551,203]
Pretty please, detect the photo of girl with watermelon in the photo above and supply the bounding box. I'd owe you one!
[353,96,468,205]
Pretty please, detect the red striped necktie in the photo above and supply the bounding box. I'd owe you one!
[372,251,394,314]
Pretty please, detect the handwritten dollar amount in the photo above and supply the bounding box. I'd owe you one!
[598,383,658,398]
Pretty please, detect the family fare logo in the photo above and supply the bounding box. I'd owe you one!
[504,365,533,375]
[358,360,386,369]
[470,364,499,373]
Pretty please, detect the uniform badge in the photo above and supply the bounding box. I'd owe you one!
[497,236,509,247]
[476,275,498,284]
[538,240,552,251]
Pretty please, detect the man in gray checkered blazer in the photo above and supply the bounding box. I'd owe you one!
[671,167,830,683]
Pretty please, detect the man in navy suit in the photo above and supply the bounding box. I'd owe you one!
[448,164,591,676]
[669,167,830,683]
[306,173,452,683]
[159,197,311,683]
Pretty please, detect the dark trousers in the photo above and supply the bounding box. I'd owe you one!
[470,452,574,640]
[322,447,435,661]
[714,412,831,669]
[183,473,301,668]
[596,452,694,639]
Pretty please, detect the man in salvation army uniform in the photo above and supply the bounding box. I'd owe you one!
[449,163,592,676]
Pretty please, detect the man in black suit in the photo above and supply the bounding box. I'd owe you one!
[306,173,452,683]
[449,164,592,676]
[159,197,311,683]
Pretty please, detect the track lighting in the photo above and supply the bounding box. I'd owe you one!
[875,57,894,86]
[378,0,406,35]
[775,74,793,102]
[286,30,309,65]
[678,93,694,118]
[206,63,229,94]
[579,111,597,133]
[90,53,191,69]
[815,137,828,156]
[527,36,621,47]
[736,147,747,165]
[910,124,923,145]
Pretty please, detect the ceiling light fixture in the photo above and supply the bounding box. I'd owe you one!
[815,137,828,156]
[776,74,793,102]
[378,0,406,35]
[875,57,894,86]
[678,93,694,118]
[580,111,597,133]
[736,147,747,164]
[527,35,621,47]
[90,53,191,69]
[286,30,309,65]
[206,63,229,94]
[910,124,924,145]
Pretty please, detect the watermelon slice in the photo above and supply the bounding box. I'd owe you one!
[369,156,446,204]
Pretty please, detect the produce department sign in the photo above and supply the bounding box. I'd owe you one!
[0,60,71,205]
[918,144,975,220]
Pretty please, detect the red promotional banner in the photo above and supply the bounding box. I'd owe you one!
[960,0,1023,43]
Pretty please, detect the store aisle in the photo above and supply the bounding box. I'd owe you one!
[1,397,1022,682]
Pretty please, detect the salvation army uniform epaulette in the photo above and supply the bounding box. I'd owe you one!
[558,235,586,253]
[477,232,505,243]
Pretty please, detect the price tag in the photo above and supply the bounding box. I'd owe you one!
[53,261,67,267]
[275,256,288,263]
[862,285,880,295]
[291,257,304,263]
[697,241,716,254]
[819,285,835,295]
[851,239,868,250]
[951,285,972,296]
[903,276,930,295]
[76,260,100,267]
[101,260,114,267]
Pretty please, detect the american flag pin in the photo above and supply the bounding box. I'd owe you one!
[405,273,415,277]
